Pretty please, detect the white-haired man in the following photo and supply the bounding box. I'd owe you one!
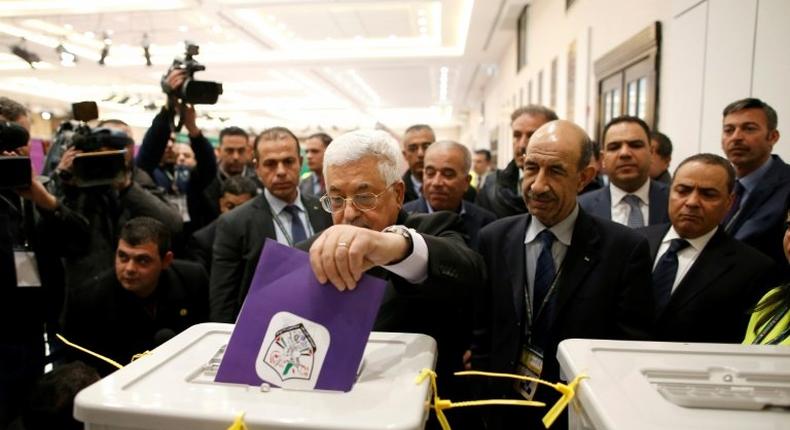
[303,129,484,403]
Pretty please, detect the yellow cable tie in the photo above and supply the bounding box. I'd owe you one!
[542,373,588,428]
[56,333,124,370]
[131,351,152,362]
[226,412,248,430]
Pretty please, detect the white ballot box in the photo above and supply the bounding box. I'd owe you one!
[75,323,437,430]
[557,339,790,430]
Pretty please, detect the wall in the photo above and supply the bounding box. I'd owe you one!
[469,0,790,170]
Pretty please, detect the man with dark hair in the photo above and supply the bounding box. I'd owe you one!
[638,154,773,343]
[473,120,653,430]
[720,97,790,266]
[210,127,332,322]
[650,131,673,183]
[21,361,100,430]
[187,175,258,274]
[194,125,261,230]
[401,124,435,202]
[472,149,493,189]
[477,105,558,218]
[299,132,332,197]
[61,217,208,375]
[0,96,31,131]
[578,115,670,228]
[580,140,605,194]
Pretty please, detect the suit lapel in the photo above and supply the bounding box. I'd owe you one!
[301,194,329,232]
[664,229,734,314]
[553,210,599,318]
[254,195,278,241]
[732,158,783,233]
[648,181,668,224]
[593,186,612,219]
[508,215,530,322]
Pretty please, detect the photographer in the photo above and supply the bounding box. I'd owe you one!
[0,97,64,429]
[40,118,183,293]
[135,69,218,234]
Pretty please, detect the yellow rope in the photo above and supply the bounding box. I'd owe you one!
[415,368,588,430]
[226,412,248,430]
[55,333,124,370]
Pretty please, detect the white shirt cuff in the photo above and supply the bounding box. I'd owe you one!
[382,227,428,284]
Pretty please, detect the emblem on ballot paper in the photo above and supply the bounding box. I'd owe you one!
[255,312,330,389]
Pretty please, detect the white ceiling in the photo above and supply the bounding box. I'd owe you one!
[0,0,519,135]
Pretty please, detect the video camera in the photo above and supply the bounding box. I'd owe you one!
[59,101,133,188]
[162,41,223,106]
[0,121,32,190]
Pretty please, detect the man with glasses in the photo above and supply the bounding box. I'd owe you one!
[305,129,484,413]
[477,105,558,218]
[209,127,332,323]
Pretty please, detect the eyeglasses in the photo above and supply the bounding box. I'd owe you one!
[319,184,394,213]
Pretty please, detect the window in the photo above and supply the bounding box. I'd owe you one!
[516,7,529,71]
[567,40,577,121]
[594,22,661,140]
[550,58,558,109]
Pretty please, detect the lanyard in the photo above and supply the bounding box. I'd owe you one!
[752,302,790,345]
[524,253,565,342]
[269,204,313,247]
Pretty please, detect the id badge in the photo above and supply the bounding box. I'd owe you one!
[14,250,41,288]
[167,194,191,222]
[514,344,543,400]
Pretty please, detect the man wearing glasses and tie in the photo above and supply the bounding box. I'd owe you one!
[304,129,484,411]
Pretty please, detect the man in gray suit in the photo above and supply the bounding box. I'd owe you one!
[578,115,669,227]
[209,127,332,322]
[299,132,332,197]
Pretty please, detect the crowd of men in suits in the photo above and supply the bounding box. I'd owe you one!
[1,91,788,429]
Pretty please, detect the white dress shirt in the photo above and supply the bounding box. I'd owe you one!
[523,204,579,305]
[263,188,314,246]
[653,226,718,293]
[610,180,651,226]
[381,227,429,284]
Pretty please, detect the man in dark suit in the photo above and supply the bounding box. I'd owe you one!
[401,124,434,203]
[578,116,670,227]
[477,105,557,218]
[61,217,208,376]
[649,131,673,184]
[210,127,332,322]
[299,132,332,197]
[721,97,790,266]
[304,129,485,420]
[187,175,257,274]
[403,140,496,250]
[473,120,654,429]
[639,154,774,343]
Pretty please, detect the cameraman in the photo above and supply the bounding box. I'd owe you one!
[41,121,183,293]
[135,69,218,234]
[0,97,63,429]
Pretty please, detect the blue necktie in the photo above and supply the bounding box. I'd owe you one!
[283,205,307,244]
[623,194,644,228]
[531,229,557,348]
[652,238,691,314]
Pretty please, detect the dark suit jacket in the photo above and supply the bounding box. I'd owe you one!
[403,197,496,250]
[728,155,790,266]
[209,193,332,322]
[654,169,671,184]
[475,160,527,218]
[61,260,209,375]
[297,211,484,387]
[577,179,670,225]
[640,224,774,343]
[194,168,262,231]
[298,172,321,197]
[474,208,653,427]
[186,220,216,275]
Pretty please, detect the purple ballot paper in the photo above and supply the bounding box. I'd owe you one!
[215,239,387,392]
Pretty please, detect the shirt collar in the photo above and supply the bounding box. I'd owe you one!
[662,224,718,252]
[410,173,422,188]
[610,178,651,205]
[524,203,579,246]
[425,199,466,215]
[738,156,774,191]
[264,188,303,214]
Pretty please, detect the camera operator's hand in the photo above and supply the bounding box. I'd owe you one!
[18,174,59,211]
[182,104,200,137]
[164,69,187,98]
[56,147,80,174]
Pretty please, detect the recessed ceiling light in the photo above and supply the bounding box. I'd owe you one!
[84,31,95,38]
[64,24,73,31]
[41,111,52,120]
[178,25,188,32]
[212,24,222,33]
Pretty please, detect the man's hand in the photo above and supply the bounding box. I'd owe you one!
[164,69,186,96]
[56,147,80,174]
[309,224,410,291]
[18,175,58,211]
[462,350,473,370]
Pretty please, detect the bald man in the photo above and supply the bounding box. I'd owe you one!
[473,120,654,430]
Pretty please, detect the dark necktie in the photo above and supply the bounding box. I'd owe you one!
[623,194,644,228]
[530,229,557,348]
[283,205,307,244]
[652,238,691,314]
[723,180,745,230]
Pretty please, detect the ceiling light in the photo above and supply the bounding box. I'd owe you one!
[418,9,426,16]
[212,24,222,33]
[55,43,77,66]
[178,25,188,33]
[41,111,52,120]
[64,24,73,31]
[84,31,95,38]
[142,33,152,66]
[11,41,41,68]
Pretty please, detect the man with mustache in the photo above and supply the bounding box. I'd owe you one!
[472,120,654,429]
[720,98,790,266]
[578,115,670,228]
[401,124,435,203]
[638,154,773,343]
[209,127,332,323]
